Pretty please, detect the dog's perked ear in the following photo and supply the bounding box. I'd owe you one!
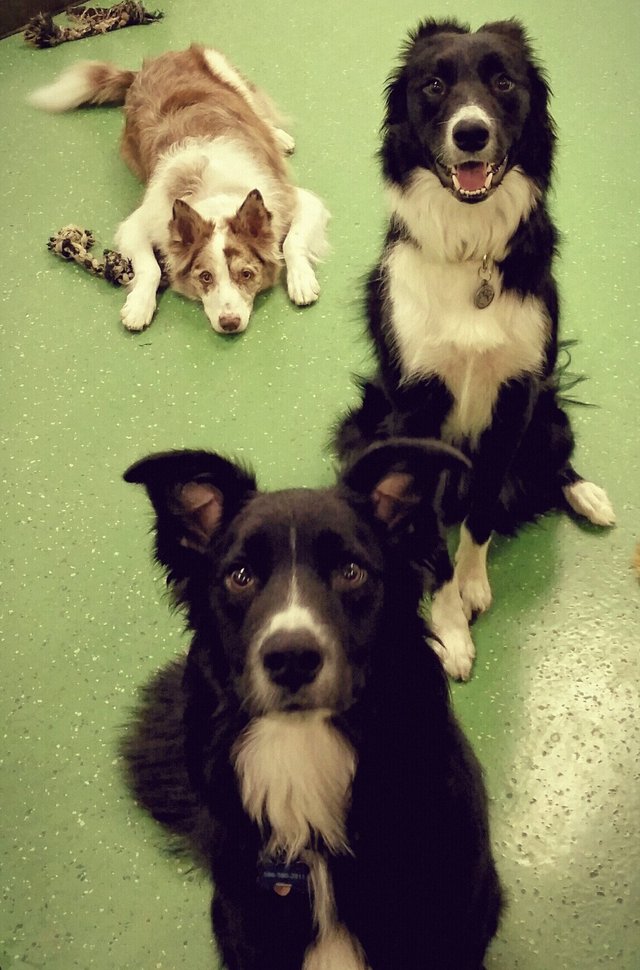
[341,437,471,531]
[123,450,257,578]
[169,199,213,248]
[229,189,273,241]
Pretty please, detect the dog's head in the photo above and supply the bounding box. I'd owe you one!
[165,190,280,335]
[124,439,468,717]
[382,18,555,200]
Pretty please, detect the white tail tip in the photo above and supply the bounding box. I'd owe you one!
[28,63,96,113]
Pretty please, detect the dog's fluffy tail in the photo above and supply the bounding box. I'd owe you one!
[119,656,213,870]
[28,61,137,112]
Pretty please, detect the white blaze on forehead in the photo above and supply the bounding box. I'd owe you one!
[199,224,253,332]
[254,524,334,652]
[210,228,232,284]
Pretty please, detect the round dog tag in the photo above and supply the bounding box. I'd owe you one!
[474,282,495,309]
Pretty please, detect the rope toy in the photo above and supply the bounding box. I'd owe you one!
[25,2,163,48]
[47,224,170,289]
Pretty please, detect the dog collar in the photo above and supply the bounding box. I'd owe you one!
[474,254,495,309]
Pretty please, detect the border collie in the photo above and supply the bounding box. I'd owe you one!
[30,45,329,334]
[121,439,503,970]
[334,18,615,680]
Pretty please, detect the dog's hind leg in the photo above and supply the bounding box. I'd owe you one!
[114,206,163,331]
[561,467,616,526]
[282,188,330,306]
[505,388,616,528]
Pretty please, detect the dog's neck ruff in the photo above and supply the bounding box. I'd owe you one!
[387,165,540,265]
[232,709,356,861]
[235,712,367,969]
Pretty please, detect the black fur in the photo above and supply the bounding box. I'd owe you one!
[121,440,503,969]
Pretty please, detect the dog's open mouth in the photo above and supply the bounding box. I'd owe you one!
[440,158,508,202]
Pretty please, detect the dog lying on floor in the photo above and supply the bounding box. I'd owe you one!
[121,439,503,970]
[334,18,615,680]
[30,44,329,334]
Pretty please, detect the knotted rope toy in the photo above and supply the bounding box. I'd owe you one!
[24,1,163,49]
[47,224,170,290]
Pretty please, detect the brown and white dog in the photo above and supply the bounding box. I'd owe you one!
[30,45,330,334]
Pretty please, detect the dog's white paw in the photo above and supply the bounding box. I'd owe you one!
[457,571,492,621]
[120,286,156,332]
[454,526,492,620]
[287,261,321,306]
[429,622,476,682]
[430,580,476,681]
[563,480,616,527]
[274,127,296,155]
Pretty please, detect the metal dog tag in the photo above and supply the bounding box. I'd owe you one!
[474,281,495,309]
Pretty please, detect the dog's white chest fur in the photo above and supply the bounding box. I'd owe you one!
[385,169,548,443]
[233,711,368,968]
[233,710,356,860]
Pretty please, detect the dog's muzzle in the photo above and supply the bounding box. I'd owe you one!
[260,629,328,710]
[436,156,508,203]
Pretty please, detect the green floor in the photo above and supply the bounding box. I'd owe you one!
[1,1,639,967]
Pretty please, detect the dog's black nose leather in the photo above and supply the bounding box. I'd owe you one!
[262,634,323,692]
[219,315,242,333]
[452,121,490,152]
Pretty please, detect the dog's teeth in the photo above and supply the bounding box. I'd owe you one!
[452,171,461,192]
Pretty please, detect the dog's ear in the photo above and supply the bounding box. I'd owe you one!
[341,437,471,530]
[229,189,273,241]
[124,450,257,578]
[169,199,213,247]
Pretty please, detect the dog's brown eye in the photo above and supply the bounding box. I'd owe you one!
[199,271,214,285]
[241,268,255,281]
[335,562,368,590]
[423,76,446,97]
[493,73,515,93]
[225,566,255,591]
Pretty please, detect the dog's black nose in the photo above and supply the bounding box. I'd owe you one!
[452,121,490,153]
[219,314,242,333]
[262,633,323,692]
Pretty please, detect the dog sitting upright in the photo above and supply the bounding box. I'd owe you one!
[334,18,615,680]
[121,439,503,970]
[30,45,329,334]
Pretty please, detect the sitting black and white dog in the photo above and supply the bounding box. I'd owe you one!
[121,440,503,970]
[335,18,615,680]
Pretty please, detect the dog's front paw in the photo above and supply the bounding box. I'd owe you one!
[457,568,492,621]
[287,260,321,306]
[430,582,476,681]
[454,526,492,621]
[563,480,616,527]
[429,623,476,681]
[120,286,156,332]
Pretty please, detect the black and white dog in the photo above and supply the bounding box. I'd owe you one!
[335,18,615,680]
[121,440,503,970]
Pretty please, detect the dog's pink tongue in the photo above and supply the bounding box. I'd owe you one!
[456,163,487,191]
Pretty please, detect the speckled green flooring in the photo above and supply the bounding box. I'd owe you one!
[1,2,639,968]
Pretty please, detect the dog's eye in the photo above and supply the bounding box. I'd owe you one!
[241,269,255,281]
[493,73,515,93]
[225,565,255,591]
[334,562,368,590]
[199,270,214,285]
[423,76,446,97]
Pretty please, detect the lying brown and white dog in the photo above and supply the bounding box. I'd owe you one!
[30,45,330,334]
